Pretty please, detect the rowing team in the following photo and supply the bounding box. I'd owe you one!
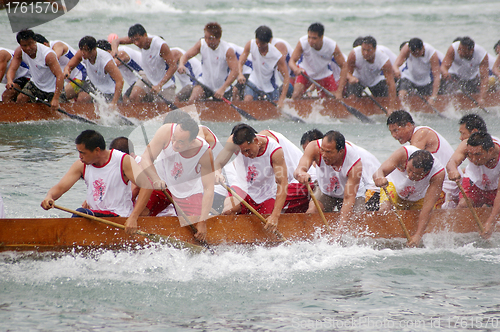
[2,22,500,114]
[39,110,499,247]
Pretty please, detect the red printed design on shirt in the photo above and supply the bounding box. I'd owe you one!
[171,162,184,180]
[92,178,106,202]
[326,176,340,193]
[400,186,416,200]
[246,165,259,184]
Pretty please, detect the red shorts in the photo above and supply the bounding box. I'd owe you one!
[460,177,497,207]
[295,72,337,97]
[147,189,203,216]
[283,182,313,213]
[229,186,275,214]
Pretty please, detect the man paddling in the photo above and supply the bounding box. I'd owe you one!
[41,130,153,233]
[0,46,30,102]
[373,148,445,246]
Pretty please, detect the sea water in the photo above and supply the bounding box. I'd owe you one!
[2,0,500,330]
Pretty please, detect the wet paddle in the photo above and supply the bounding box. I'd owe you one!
[185,73,257,121]
[13,87,97,125]
[460,88,489,114]
[382,187,412,242]
[53,204,206,254]
[362,90,388,115]
[301,73,374,123]
[415,93,448,119]
[455,180,485,233]
[65,77,135,126]
[220,182,291,244]
[306,183,333,236]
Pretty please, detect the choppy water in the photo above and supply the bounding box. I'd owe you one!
[2,0,500,330]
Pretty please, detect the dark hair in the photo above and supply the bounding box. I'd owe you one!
[232,123,257,145]
[16,29,35,44]
[322,130,345,151]
[460,36,475,50]
[453,36,463,43]
[467,132,494,151]
[204,22,222,39]
[399,41,408,51]
[408,38,423,52]
[75,130,106,151]
[362,36,377,49]
[459,114,487,133]
[33,33,49,45]
[308,23,324,37]
[494,40,500,53]
[128,23,147,38]
[255,25,273,43]
[300,129,324,146]
[353,36,364,48]
[96,39,112,51]
[163,109,192,124]
[78,36,97,51]
[387,110,414,127]
[179,117,199,141]
[408,150,434,173]
[110,136,134,155]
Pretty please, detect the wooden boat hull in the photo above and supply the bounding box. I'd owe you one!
[0,207,490,251]
[1,91,499,123]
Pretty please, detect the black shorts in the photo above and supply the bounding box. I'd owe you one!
[21,80,54,102]
[397,78,433,95]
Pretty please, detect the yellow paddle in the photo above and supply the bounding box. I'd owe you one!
[382,187,412,242]
[455,180,485,233]
[306,183,333,236]
[53,204,205,254]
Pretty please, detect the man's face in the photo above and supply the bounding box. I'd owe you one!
[361,42,376,62]
[457,43,474,60]
[307,31,323,50]
[388,123,413,145]
[410,47,424,58]
[19,39,37,57]
[80,46,96,60]
[204,31,220,50]
[458,124,474,141]
[319,139,343,166]
[172,126,193,153]
[255,38,268,55]
[466,145,490,166]
[406,160,428,181]
[76,143,99,165]
[238,138,260,159]
[130,33,148,49]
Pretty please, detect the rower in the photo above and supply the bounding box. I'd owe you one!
[64,36,124,105]
[387,110,460,208]
[40,130,153,234]
[237,26,289,109]
[169,47,202,102]
[111,24,177,103]
[227,41,253,102]
[178,22,239,103]
[289,22,346,100]
[214,124,288,232]
[6,29,64,109]
[0,46,30,102]
[440,36,489,107]
[137,117,215,241]
[374,148,445,247]
[337,35,397,114]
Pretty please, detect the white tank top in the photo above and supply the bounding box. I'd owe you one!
[329,52,347,81]
[377,45,397,65]
[82,48,116,94]
[83,149,133,216]
[448,41,487,80]
[466,138,500,191]
[270,37,294,79]
[347,141,381,192]
[0,47,30,83]
[248,39,282,93]
[316,139,363,198]
[353,46,389,87]
[156,124,210,198]
[21,42,57,92]
[233,135,282,204]
[401,42,436,86]
[141,35,174,88]
[200,39,232,92]
[117,45,143,86]
[298,35,336,80]
[50,40,85,80]
[172,47,202,88]
[390,145,444,201]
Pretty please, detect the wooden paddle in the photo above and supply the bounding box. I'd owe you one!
[382,187,412,242]
[185,73,257,121]
[13,87,97,125]
[415,93,448,119]
[220,182,291,244]
[362,90,388,115]
[455,180,485,233]
[306,182,333,236]
[53,204,205,254]
[301,73,374,123]
[460,88,489,114]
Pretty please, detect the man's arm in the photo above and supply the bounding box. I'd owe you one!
[195,148,216,241]
[429,52,441,103]
[114,49,131,67]
[440,45,455,79]
[293,141,318,183]
[51,41,68,59]
[446,141,467,181]
[63,50,83,78]
[153,43,177,94]
[5,47,22,88]
[393,44,410,79]
[103,59,124,105]
[41,160,84,209]
[493,53,500,79]
[381,60,397,111]
[0,50,12,82]
[237,41,251,85]
[288,41,304,76]
[110,36,132,57]
[477,54,489,105]
[338,159,362,225]
[140,123,173,172]
[373,147,406,187]
[409,170,444,246]
[214,47,238,99]
[214,136,239,184]
[410,127,438,152]
[178,40,201,74]
[276,54,290,108]
[482,176,500,239]
[45,52,65,108]
[332,45,347,99]
[265,148,288,232]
